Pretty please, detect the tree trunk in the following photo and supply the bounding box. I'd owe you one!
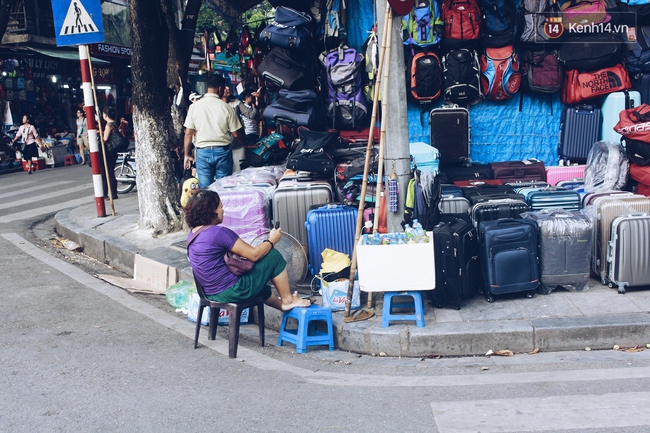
[130,0,183,235]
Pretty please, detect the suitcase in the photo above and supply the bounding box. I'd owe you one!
[545,165,586,186]
[505,180,549,189]
[581,190,633,208]
[263,89,323,130]
[430,106,470,165]
[601,90,641,143]
[272,180,333,246]
[338,127,380,144]
[218,187,270,243]
[440,195,471,214]
[256,46,311,90]
[471,198,530,228]
[559,105,602,164]
[590,194,650,284]
[490,160,547,182]
[439,163,493,182]
[556,179,585,190]
[524,188,582,211]
[305,204,358,278]
[453,179,503,187]
[441,184,464,197]
[479,218,540,302]
[524,210,592,294]
[430,218,481,309]
[607,213,650,293]
[409,142,440,174]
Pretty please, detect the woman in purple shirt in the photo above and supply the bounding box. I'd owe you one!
[185,189,310,311]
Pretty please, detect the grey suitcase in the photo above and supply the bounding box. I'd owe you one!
[272,180,333,246]
[607,213,650,294]
[591,194,650,284]
[440,195,471,214]
[524,210,592,294]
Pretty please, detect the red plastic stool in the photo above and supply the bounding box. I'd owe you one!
[64,155,76,166]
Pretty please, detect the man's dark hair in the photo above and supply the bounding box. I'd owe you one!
[241,89,252,100]
[206,74,226,90]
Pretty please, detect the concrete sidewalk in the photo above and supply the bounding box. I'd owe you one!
[54,192,650,357]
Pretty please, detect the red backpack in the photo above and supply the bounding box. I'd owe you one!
[480,45,521,101]
[441,0,482,44]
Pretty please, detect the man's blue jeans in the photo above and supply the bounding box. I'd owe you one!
[195,145,233,188]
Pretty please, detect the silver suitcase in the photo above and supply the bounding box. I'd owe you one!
[439,196,470,214]
[607,213,650,293]
[272,180,332,246]
[590,195,650,284]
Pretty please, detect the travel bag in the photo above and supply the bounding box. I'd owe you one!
[263,89,324,130]
[556,178,585,190]
[409,142,440,174]
[272,180,333,246]
[559,105,601,164]
[624,139,650,166]
[479,218,540,302]
[557,33,622,72]
[257,47,311,90]
[523,187,582,211]
[441,49,483,106]
[286,127,336,175]
[438,163,492,182]
[259,6,312,50]
[440,194,471,214]
[523,210,592,294]
[607,212,650,293]
[430,106,471,165]
[545,165,586,186]
[430,217,481,309]
[561,64,631,105]
[305,204,357,279]
[490,159,546,182]
[471,198,530,227]
[217,187,271,243]
[601,90,642,144]
[454,179,503,187]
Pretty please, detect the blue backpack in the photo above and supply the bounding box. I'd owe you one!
[402,0,444,47]
[626,26,650,80]
[479,0,516,47]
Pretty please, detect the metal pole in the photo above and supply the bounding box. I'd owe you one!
[79,44,106,217]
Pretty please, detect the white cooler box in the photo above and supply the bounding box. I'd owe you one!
[40,145,69,167]
[356,232,435,292]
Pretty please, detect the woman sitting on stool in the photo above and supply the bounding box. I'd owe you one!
[185,189,310,311]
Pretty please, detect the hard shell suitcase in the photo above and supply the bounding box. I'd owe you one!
[490,159,547,182]
[524,188,582,211]
[590,194,650,284]
[441,184,464,197]
[479,218,540,302]
[218,187,270,243]
[439,163,493,182]
[471,198,530,227]
[506,180,549,189]
[559,104,602,164]
[601,90,641,144]
[409,142,440,174]
[440,196,471,214]
[430,106,470,165]
[272,180,333,246]
[430,218,481,309]
[305,204,357,278]
[556,179,585,190]
[582,190,633,208]
[453,179,503,187]
[545,165,586,186]
[607,213,650,293]
[523,210,592,294]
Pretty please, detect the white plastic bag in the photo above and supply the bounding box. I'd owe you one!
[584,141,629,192]
[320,279,360,311]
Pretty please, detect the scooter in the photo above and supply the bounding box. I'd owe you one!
[114,149,137,194]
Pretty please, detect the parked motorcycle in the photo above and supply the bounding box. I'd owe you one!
[114,149,137,194]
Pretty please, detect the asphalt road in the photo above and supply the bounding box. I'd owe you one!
[2,165,650,432]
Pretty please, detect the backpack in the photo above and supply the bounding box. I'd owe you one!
[440,0,482,48]
[480,45,521,101]
[516,0,563,47]
[479,0,516,47]
[362,27,380,103]
[442,48,483,106]
[319,45,369,130]
[521,49,563,93]
[625,26,650,80]
[313,0,347,52]
[408,50,442,103]
[402,0,444,47]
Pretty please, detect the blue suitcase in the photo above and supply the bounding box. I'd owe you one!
[601,90,641,144]
[479,219,540,302]
[525,188,581,211]
[305,204,358,280]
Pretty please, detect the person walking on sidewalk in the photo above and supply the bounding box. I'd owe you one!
[76,109,89,164]
[11,114,40,174]
[183,74,245,188]
[101,107,120,199]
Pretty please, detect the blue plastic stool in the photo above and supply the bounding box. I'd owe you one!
[277,305,334,353]
[382,291,425,328]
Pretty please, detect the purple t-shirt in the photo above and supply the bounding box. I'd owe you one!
[187,225,240,296]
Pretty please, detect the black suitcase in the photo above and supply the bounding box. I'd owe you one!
[430,106,470,165]
[430,218,481,309]
[257,47,312,90]
[559,105,601,164]
[471,199,530,227]
[438,163,493,183]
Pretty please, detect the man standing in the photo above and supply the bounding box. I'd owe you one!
[183,74,244,188]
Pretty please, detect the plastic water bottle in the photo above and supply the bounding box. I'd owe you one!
[404,224,416,244]
[412,219,425,243]
[362,234,369,245]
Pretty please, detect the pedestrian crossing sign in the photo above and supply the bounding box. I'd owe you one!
[51,0,104,47]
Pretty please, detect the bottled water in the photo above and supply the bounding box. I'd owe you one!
[412,219,427,243]
[362,234,369,245]
[404,224,416,244]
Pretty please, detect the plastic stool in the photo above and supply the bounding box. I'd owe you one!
[64,155,76,166]
[382,291,425,327]
[278,305,334,353]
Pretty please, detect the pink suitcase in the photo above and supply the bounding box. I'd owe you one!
[218,187,270,243]
[545,165,586,186]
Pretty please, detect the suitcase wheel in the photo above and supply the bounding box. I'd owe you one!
[618,287,626,295]
[526,290,535,299]
[486,294,494,303]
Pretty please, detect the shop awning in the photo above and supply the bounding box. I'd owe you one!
[25,46,111,65]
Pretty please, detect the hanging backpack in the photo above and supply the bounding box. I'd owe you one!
[479,0,516,47]
[440,0,482,49]
[362,26,380,103]
[516,0,563,48]
[480,45,521,101]
[408,49,442,103]
[442,48,483,106]
[260,6,312,51]
[521,49,564,93]
[319,45,369,131]
[402,0,444,47]
[625,26,650,80]
[319,0,347,51]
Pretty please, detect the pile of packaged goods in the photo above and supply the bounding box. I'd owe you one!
[361,219,429,245]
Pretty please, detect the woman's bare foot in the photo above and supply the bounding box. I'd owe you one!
[280,297,311,311]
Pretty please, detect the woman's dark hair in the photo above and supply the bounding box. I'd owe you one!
[184,189,221,228]
[103,106,118,121]
[23,114,32,123]
[76,109,85,117]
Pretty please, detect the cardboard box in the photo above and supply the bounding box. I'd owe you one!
[356,232,436,292]
[133,254,177,294]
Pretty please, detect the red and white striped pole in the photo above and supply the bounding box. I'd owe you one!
[79,44,106,217]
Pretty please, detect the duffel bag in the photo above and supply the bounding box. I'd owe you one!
[490,159,546,182]
[561,64,631,105]
[286,127,337,175]
[557,33,622,71]
[622,138,650,166]
[630,162,650,186]
[259,6,312,50]
[561,0,610,29]
[256,47,310,90]
[263,89,325,130]
[614,104,650,142]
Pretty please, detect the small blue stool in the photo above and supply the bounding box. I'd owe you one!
[382,291,425,328]
[278,305,334,353]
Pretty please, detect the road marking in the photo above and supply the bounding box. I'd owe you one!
[0,181,75,199]
[431,392,650,432]
[0,196,94,223]
[0,184,92,210]
[5,232,650,387]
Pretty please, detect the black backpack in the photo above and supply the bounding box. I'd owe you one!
[286,127,337,175]
[479,0,516,47]
[408,49,442,104]
[442,49,483,106]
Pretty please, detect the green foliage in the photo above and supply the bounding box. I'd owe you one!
[197,1,274,34]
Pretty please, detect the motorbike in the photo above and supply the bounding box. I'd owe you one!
[114,149,137,194]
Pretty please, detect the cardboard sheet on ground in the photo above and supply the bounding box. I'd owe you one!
[98,254,177,295]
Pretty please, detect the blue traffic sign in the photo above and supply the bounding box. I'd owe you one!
[51,0,105,47]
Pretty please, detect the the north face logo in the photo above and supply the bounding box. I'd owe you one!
[582,70,622,93]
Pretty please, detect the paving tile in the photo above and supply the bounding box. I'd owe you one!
[428,306,463,323]
[459,295,523,321]
[565,284,643,316]
[624,289,650,311]
[512,291,583,319]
